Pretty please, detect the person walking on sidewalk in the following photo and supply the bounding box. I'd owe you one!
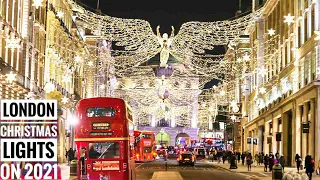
[259,152,264,165]
[223,152,227,164]
[269,154,275,172]
[264,154,269,172]
[275,151,280,160]
[246,153,253,171]
[295,154,302,173]
[279,154,285,172]
[241,152,246,165]
[66,148,75,165]
[254,152,259,167]
[237,152,241,163]
[305,155,315,180]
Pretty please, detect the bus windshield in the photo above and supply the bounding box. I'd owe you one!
[144,147,152,153]
[88,142,120,159]
[142,134,152,139]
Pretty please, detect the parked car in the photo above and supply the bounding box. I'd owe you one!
[177,152,195,166]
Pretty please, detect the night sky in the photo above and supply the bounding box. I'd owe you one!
[77,0,252,34]
[76,0,252,88]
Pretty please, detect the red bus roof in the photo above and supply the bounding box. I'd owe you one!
[77,97,126,108]
[74,97,133,141]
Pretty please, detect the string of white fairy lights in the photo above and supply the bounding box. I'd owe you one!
[37,0,320,127]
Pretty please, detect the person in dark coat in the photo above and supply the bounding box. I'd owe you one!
[246,153,253,171]
[241,153,246,165]
[305,155,315,180]
[66,148,75,164]
[237,152,241,163]
[269,154,274,172]
[295,154,302,173]
[279,155,285,172]
[264,154,269,172]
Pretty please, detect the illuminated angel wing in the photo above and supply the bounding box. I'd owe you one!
[68,0,161,72]
[169,10,262,78]
[171,10,262,55]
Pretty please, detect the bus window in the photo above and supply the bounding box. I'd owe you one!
[88,142,120,159]
[87,107,115,117]
[142,134,152,139]
[144,147,152,153]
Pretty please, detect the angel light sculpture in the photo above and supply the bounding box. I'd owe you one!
[68,0,263,75]
[156,25,175,67]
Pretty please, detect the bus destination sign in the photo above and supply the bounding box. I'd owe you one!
[89,132,113,136]
[92,122,110,130]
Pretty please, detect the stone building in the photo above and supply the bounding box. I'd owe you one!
[241,0,320,166]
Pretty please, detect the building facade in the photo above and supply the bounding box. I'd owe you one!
[241,0,320,167]
[0,0,85,163]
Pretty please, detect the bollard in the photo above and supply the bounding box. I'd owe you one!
[70,159,78,176]
[165,159,168,171]
[272,163,283,180]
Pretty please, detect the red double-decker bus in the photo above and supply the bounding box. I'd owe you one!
[74,97,136,180]
[134,131,156,162]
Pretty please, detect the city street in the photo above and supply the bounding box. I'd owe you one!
[136,159,264,180]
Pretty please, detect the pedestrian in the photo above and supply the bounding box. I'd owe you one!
[295,154,302,173]
[223,152,227,164]
[66,148,75,165]
[237,152,241,163]
[305,155,315,180]
[246,153,253,171]
[279,154,285,172]
[275,151,280,160]
[80,147,86,175]
[269,154,274,172]
[241,152,246,165]
[316,158,320,176]
[255,152,259,166]
[264,154,269,172]
[259,152,264,165]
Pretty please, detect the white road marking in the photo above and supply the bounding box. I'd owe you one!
[258,172,269,177]
[136,163,145,169]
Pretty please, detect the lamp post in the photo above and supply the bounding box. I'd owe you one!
[160,129,164,147]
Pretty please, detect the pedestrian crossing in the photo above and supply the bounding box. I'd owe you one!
[238,172,270,180]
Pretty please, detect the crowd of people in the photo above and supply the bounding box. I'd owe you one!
[205,148,319,180]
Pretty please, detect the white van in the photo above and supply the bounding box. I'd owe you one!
[195,148,206,159]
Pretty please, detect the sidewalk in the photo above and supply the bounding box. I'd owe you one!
[204,160,320,180]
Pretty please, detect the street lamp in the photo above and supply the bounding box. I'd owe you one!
[160,128,164,147]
